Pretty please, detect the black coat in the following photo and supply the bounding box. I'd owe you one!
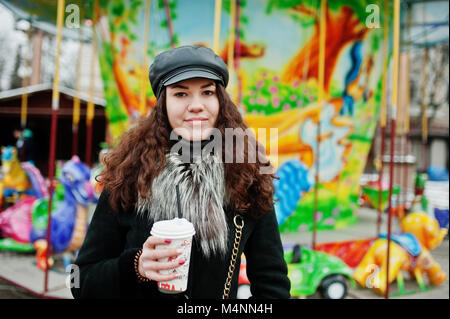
[71,191,290,299]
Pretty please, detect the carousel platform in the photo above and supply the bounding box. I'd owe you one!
[0,207,448,299]
[0,250,73,299]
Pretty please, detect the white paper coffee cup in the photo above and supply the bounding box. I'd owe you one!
[150,218,195,294]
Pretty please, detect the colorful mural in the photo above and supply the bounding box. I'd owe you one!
[94,0,391,233]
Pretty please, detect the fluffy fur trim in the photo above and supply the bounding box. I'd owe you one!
[136,151,228,258]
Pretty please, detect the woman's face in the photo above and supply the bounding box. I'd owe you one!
[166,77,219,141]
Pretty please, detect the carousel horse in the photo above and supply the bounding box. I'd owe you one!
[1,146,32,206]
[30,155,97,270]
[0,196,36,252]
[353,212,447,296]
[1,146,47,208]
[0,147,47,252]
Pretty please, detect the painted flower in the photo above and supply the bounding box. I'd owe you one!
[270,86,278,94]
[298,224,309,232]
[273,75,280,82]
[283,103,290,110]
[292,80,299,88]
[314,211,323,222]
[290,94,297,101]
[256,80,264,88]
[272,97,280,107]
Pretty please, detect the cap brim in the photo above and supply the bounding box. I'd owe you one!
[163,70,222,87]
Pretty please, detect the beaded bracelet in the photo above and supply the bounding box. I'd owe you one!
[134,249,151,283]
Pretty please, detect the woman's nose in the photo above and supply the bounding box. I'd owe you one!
[187,97,204,112]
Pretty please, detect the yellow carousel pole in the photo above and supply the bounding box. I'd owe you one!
[72,19,83,156]
[421,4,429,174]
[385,0,401,300]
[401,2,412,211]
[421,47,428,172]
[86,0,98,167]
[20,21,31,131]
[396,3,405,214]
[140,0,151,116]
[312,0,326,250]
[227,0,236,102]
[45,0,65,293]
[18,21,32,162]
[213,0,222,54]
[235,0,242,105]
[377,0,390,235]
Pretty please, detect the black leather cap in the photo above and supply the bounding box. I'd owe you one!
[149,45,229,99]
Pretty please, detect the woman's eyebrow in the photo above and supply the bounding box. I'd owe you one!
[170,84,188,89]
[201,83,215,89]
[170,82,215,90]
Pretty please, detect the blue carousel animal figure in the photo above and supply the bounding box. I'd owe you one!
[30,155,98,270]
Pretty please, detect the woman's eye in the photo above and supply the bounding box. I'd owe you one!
[203,90,215,96]
[174,92,186,97]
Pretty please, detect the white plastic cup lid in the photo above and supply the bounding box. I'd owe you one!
[150,218,195,239]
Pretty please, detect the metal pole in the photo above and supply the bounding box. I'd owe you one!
[163,0,175,48]
[213,0,222,54]
[235,0,242,105]
[385,0,400,300]
[421,3,429,174]
[140,0,151,116]
[72,24,83,156]
[313,0,327,250]
[377,0,390,235]
[421,48,428,173]
[44,0,65,293]
[86,0,98,167]
[402,3,412,210]
[227,0,236,102]
[20,20,31,130]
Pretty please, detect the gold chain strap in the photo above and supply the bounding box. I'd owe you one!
[222,214,244,299]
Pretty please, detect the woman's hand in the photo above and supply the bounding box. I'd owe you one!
[138,236,185,282]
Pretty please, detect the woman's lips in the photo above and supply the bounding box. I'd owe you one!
[185,118,208,124]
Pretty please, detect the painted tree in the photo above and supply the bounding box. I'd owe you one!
[158,0,179,49]
[266,0,387,93]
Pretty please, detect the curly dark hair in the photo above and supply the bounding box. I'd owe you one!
[99,84,276,219]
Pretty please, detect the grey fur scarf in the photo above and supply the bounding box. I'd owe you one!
[136,151,228,258]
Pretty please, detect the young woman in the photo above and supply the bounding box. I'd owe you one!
[71,45,290,299]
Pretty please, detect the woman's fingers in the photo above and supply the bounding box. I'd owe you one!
[142,246,183,261]
[153,248,184,260]
[145,270,180,282]
[144,236,172,249]
[144,258,186,271]
[140,236,186,282]
[142,236,183,260]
